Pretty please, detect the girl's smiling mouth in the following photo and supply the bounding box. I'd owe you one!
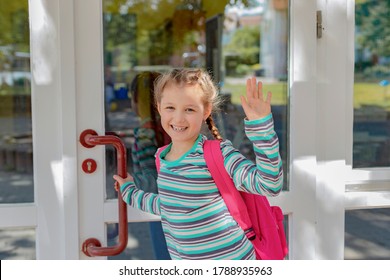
[171,125,187,132]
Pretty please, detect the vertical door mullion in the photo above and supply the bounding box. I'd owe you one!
[315,0,350,259]
[288,0,318,259]
[30,0,80,259]
[74,0,107,260]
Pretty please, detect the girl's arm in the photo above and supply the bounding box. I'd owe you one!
[113,174,161,215]
[221,77,283,196]
[221,114,283,197]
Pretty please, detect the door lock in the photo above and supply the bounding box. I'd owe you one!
[82,158,97,174]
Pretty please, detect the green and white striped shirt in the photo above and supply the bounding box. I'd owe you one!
[121,114,283,260]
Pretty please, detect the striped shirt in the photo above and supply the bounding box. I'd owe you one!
[121,114,283,260]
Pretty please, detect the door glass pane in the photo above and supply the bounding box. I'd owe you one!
[0,227,36,260]
[0,0,33,203]
[107,222,155,260]
[345,208,390,260]
[103,0,289,259]
[354,1,390,168]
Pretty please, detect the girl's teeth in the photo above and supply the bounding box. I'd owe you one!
[172,126,185,131]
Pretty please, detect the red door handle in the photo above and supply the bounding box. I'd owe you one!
[79,129,128,257]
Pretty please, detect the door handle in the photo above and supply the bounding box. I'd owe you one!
[79,129,128,257]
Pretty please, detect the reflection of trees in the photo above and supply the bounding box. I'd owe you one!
[102,0,258,69]
[355,0,390,79]
[354,1,390,167]
[0,1,29,49]
[0,1,30,91]
[225,26,260,65]
[356,0,390,58]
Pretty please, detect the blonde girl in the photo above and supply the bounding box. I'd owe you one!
[114,68,283,260]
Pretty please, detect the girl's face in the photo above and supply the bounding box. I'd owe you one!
[157,83,211,146]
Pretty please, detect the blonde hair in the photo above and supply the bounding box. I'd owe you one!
[154,68,223,140]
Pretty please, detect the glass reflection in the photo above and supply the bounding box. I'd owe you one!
[354,0,390,167]
[0,228,36,260]
[345,208,390,260]
[103,0,289,259]
[0,0,33,204]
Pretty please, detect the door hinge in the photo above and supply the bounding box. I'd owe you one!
[317,10,323,39]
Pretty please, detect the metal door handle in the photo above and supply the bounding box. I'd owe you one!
[79,129,128,257]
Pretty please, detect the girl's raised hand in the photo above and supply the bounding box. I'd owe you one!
[240,77,272,120]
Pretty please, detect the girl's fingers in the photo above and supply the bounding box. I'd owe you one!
[240,94,248,107]
[248,77,266,100]
[251,77,257,99]
[248,77,259,100]
[257,81,263,100]
[266,91,272,103]
[240,95,250,118]
[246,78,252,100]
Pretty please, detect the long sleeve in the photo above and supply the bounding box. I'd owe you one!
[221,113,283,196]
[120,182,161,215]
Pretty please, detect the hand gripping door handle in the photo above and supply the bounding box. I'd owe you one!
[80,129,128,257]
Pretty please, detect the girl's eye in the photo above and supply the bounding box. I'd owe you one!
[186,108,195,112]
[165,106,174,110]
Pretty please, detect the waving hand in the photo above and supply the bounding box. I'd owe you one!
[240,77,272,120]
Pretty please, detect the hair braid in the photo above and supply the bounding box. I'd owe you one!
[206,115,223,141]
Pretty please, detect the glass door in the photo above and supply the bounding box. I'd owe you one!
[100,0,292,259]
[0,0,35,260]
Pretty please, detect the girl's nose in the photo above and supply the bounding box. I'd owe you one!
[173,111,185,122]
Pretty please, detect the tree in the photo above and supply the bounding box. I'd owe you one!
[224,26,260,65]
[356,0,390,58]
[0,0,29,48]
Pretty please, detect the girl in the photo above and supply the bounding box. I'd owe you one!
[113,68,283,260]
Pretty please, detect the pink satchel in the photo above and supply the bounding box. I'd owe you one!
[203,140,288,260]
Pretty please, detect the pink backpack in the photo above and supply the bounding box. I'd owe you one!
[204,140,288,260]
[155,140,288,260]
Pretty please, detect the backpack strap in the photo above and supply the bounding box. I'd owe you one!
[155,144,169,172]
[203,140,256,240]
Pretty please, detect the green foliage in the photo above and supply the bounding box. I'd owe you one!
[235,64,252,76]
[356,0,390,58]
[224,26,260,65]
[0,0,29,47]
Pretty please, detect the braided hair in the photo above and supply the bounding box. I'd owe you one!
[154,68,223,140]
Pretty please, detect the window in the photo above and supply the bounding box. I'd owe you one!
[354,0,390,168]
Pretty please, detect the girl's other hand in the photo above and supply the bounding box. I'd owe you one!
[113,173,134,191]
[240,77,272,120]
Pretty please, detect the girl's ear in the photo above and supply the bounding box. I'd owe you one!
[203,104,212,121]
[157,103,161,114]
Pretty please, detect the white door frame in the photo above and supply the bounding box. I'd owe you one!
[268,0,319,259]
